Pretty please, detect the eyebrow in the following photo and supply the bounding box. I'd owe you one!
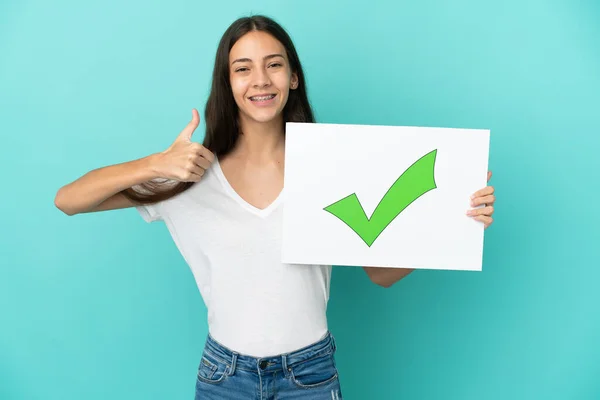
[231,53,285,66]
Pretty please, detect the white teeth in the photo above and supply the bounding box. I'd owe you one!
[250,95,275,101]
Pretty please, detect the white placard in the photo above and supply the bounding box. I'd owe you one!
[281,122,490,271]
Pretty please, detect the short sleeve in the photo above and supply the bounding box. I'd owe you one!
[136,203,162,223]
[131,179,173,223]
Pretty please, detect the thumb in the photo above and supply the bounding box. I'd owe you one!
[177,108,200,141]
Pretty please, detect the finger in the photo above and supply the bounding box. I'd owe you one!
[487,170,492,181]
[466,206,494,217]
[192,143,215,164]
[470,186,494,201]
[471,194,495,207]
[189,164,206,178]
[187,172,203,183]
[186,160,205,176]
[177,109,200,141]
[182,169,204,182]
[194,155,212,170]
[200,146,215,163]
[472,215,493,228]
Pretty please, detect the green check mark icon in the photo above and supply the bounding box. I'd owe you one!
[324,149,438,247]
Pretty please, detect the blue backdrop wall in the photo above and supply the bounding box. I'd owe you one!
[1,0,599,399]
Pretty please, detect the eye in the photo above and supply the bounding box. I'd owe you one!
[269,62,282,68]
[235,67,249,73]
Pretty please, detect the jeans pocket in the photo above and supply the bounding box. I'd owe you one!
[196,351,230,385]
[289,352,339,389]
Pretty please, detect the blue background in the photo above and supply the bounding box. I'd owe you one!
[1,0,599,399]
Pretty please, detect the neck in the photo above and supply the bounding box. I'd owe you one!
[234,113,285,164]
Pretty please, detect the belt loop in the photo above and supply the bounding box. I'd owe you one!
[330,332,336,352]
[282,354,291,378]
[230,352,238,376]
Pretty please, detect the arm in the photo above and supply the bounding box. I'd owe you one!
[363,267,414,288]
[54,108,213,216]
[54,155,161,216]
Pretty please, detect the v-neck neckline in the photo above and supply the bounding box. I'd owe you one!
[213,157,284,218]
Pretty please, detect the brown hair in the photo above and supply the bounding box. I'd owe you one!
[121,14,315,204]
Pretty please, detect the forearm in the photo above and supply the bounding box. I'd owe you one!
[363,266,414,288]
[55,154,160,215]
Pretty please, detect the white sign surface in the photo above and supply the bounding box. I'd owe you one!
[281,122,490,271]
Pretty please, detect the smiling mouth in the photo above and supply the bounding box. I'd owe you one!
[249,94,276,101]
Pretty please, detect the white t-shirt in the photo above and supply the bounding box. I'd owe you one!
[135,158,332,357]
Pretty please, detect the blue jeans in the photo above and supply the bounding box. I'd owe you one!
[194,331,343,399]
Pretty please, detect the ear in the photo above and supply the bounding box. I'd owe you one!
[290,72,299,90]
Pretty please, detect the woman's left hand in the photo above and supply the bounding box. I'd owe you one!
[466,170,495,229]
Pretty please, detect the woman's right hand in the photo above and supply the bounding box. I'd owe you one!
[153,109,215,182]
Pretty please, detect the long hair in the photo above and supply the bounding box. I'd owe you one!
[121,15,315,204]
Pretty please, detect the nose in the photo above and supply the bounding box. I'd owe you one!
[252,67,271,88]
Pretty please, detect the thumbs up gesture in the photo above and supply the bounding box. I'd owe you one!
[153,109,215,182]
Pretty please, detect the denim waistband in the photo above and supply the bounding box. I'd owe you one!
[203,332,336,374]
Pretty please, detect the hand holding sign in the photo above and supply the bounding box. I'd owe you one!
[467,170,495,228]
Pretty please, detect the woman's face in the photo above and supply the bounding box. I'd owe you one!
[228,31,298,126]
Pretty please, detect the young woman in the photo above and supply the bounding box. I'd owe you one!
[55,15,495,400]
